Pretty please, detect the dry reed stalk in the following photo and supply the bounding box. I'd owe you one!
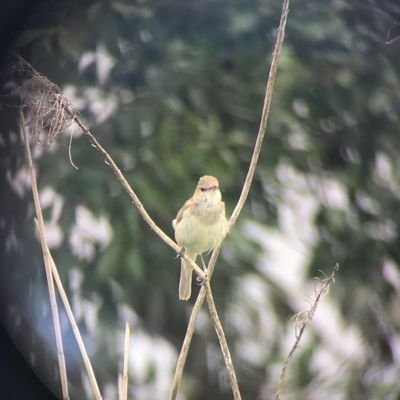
[122,322,130,400]
[20,110,70,400]
[43,236,103,400]
[205,281,242,400]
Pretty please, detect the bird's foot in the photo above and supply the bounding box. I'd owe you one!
[176,247,185,259]
[196,272,208,286]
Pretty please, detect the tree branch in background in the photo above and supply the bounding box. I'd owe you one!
[275,263,340,400]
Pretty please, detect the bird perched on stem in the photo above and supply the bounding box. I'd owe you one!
[172,175,228,300]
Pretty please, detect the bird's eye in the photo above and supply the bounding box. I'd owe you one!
[200,187,206,192]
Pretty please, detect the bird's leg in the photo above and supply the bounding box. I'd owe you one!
[200,254,207,270]
[196,254,208,285]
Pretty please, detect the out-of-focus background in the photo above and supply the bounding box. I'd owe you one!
[1,0,400,399]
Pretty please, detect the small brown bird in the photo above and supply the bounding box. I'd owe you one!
[172,175,228,300]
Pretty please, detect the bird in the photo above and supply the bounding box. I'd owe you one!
[172,175,228,300]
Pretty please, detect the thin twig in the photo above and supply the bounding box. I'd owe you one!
[40,231,103,400]
[275,263,340,400]
[68,129,79,170]
[167,279,209,400]
[122,322,130,400]
[20,110,70,400]
[168,247,239,400]
[205,282,242,400]
[73,117,206,282]
[169,0,290,397]
[228,0,290,229]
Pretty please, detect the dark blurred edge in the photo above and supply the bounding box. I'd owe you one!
[0,0,37,56]
[0,322,57,400]
[0,1,56,399]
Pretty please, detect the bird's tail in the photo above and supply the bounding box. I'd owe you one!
[179,252,196,301]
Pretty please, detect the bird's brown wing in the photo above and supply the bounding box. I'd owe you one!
[174,197,194,226]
